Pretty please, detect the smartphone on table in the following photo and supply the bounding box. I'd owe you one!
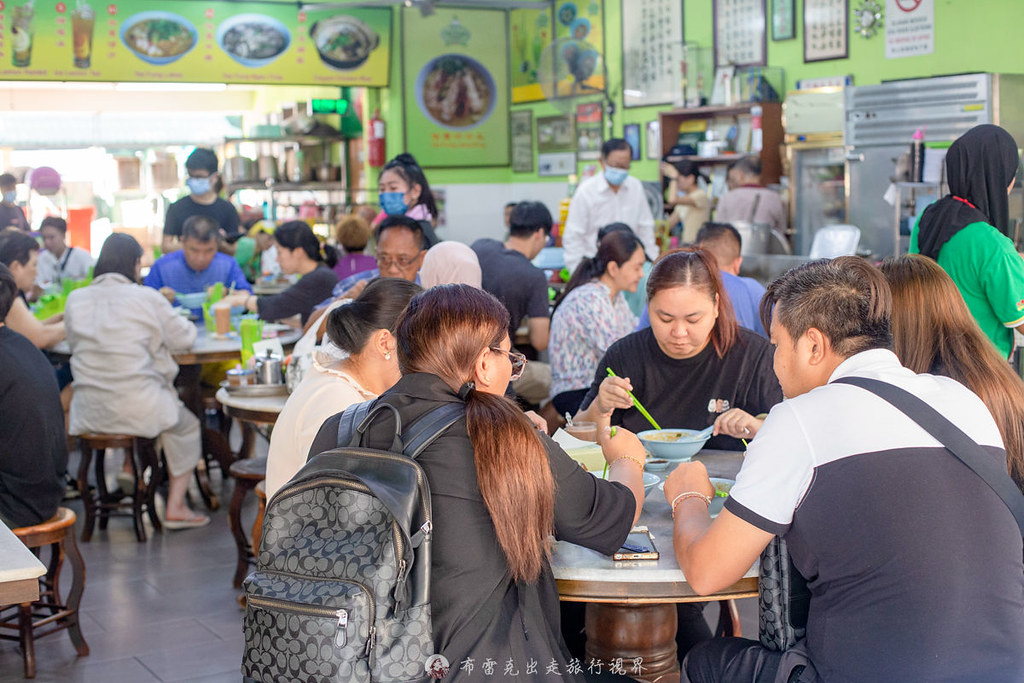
[613,525,659,561]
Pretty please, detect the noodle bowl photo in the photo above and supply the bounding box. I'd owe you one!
[415,54,496,131]
[217,14,291,68]
[120,12,197,65]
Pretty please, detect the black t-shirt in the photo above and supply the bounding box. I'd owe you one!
[0,203,28,232]
[309,373,635,680]
[256,264,339,325]
[0,327,68,527]
[163,196,241,238]
[472,238,549,344]
[580,326,782,450]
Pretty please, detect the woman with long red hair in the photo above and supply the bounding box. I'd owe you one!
[881,254,1024,492]
[309,284,646,681]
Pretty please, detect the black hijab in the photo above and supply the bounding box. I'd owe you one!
[916,124,1020,259]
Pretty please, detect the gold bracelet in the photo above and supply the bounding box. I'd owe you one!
[608,454,644,469]
[670,491,712,516]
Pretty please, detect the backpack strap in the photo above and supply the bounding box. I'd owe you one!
[402,402,465,459]
[335,399,374,449]
[834,376,1024,536]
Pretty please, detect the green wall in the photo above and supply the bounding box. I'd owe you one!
[381,0,1024,186]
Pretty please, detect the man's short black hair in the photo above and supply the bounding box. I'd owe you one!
[185,148,219,175]
[376,215,427,250]
[0,230,39,268]
[40,216,68,234]
[509,201,552,239]
[0,173,16,188]
[0,262,16,320]
[601,138,632,159]
[181,215,221,243]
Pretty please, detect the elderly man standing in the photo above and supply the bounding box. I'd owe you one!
[562,139,658,273]
[145,215,251,316]
[667,257,1024,682]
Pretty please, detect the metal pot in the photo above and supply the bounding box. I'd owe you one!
[257,155,279,182]
[224,156,255,184]
[253,351,284,385]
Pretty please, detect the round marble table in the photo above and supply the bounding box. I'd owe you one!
[550,449,757,679]
[215,387,288,460]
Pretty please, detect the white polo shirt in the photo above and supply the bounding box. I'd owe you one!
[562,173,658,273]
[36,246,93,287]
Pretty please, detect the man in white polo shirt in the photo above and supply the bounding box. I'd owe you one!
[561,138,659,273]
[665,257,1024,682]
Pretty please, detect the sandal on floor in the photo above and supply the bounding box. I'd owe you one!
[164,513,211,530]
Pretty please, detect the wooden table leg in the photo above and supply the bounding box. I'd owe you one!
[584,602,679,681]
[229,478,257,589]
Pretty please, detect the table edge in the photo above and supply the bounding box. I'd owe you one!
[556,577,759,604]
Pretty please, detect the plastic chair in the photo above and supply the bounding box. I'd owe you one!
[809,224,861,259]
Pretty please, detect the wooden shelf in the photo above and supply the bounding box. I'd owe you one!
[658,103,771,119]
[667,154,747,164]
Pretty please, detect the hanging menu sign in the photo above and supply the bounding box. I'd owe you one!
[0,0,391,85]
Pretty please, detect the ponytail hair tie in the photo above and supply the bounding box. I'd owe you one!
[458,381,475,400]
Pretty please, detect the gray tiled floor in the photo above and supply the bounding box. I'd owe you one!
[0,439,759,681]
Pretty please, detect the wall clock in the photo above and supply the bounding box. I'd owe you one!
[853,0,883,38]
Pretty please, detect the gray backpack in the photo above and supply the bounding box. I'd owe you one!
[242,400,462,682]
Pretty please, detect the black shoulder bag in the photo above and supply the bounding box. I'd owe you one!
[758,376,1024,652]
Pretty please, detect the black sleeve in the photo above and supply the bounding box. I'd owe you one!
[257,269,338,324]
[163,201,184,237]
[308,413,344,461]
[545,435,635,555]
[525,269,550,319]
[218,200,241,236]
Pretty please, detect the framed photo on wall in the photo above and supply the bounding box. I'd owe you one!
[771,0,796,40]
[537,114,575,152]
[645,121,661,160]
[511,110,534,173]
[622,0,685,108]
[804,0,849,62]
[713,0,767,67]
[623,124,641,161]
[576,102,604,161]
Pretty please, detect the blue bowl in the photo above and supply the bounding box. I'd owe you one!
[175,291,207,310]
[709,478,735,517]
[216,13,291,68]
[120,12,198,66]
[637,429,712,462]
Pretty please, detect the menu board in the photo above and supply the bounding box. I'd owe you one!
[402,8,509,168]
[0,0,391,86]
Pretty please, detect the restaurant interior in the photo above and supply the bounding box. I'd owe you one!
[1,0,1023,681]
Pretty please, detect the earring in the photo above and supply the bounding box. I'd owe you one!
[384,352,392,360]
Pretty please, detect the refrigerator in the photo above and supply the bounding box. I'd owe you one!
[784,87,847,256]
[844,73,1024,258]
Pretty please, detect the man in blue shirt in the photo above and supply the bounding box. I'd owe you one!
[145,215,251,315]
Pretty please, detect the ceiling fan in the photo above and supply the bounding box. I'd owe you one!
[301,0,550,18]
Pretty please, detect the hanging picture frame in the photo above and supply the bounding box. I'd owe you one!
[624,123,641,161]
[576,102,604,161]
[646,121,661,160]
[712,0,767,67]
[804,0,849,62]
[621,0,685,108]
[771,0,796,40]
[511,110,534,173]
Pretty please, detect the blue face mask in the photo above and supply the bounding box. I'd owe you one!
[3,191,16,204]
[379,191,408,216]
[604,166,629,187]
[186,177,212,195]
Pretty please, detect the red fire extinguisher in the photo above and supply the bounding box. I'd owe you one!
[368,109,386,167]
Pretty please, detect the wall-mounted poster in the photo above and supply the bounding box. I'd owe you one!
[0,0,391,85]
[885,0,934,58]
[511,110,534,173]
[576,102,603,161]
[772,0,796,40]
[804,0,849,62]
[510,7,552,103]
[552,0,605,96]
[713,0,767,67]
[537,114,575,152]
[624,123,642,161]
[622,0,684,108]
[402,9,509,167]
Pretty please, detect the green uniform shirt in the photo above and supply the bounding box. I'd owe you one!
[910,218,1024,358]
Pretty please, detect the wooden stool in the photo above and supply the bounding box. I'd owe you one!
[252,481,267,556]
[228,457,267,588]
[0,508,88,678]
[76,434,163,543]
[195,392,231,512]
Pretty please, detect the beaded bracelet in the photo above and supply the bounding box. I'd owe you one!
[670,491,712,516]
[608,454,645,469]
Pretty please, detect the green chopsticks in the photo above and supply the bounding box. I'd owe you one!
[606,368,662,430]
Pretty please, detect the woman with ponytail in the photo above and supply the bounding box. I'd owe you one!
[226,220,339,325]
[265,277,421,497]
[309,284,646,681]
[549,229,645,416]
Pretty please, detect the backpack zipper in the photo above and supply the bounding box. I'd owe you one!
[251,571,376,657]
[248,596,352,648]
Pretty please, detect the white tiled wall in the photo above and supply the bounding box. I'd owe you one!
[432,181,568,244]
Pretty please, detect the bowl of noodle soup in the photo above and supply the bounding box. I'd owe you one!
[120,12,197,65]
[415,54,496,131]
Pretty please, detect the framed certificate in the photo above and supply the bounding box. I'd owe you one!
[804,0,849,62]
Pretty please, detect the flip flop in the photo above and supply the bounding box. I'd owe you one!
[163,513,211,530]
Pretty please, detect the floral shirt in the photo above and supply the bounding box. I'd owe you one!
[549,280,638,397]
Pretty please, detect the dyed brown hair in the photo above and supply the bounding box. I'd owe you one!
[880,254,1024,491]
[761,256,892,357]
[646,247,738,357]
[395,284,554,582]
